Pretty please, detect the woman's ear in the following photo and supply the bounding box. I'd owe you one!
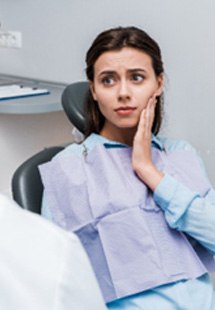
[154,74,164,97]
[89,81,97,101]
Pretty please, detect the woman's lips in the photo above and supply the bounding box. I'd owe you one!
[114,107,136,116]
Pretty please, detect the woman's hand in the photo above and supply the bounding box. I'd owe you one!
[132,96,164,191]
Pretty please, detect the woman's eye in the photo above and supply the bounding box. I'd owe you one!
[101,76,115,85]
[132,74,144,82]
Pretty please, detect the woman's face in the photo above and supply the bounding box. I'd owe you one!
[90,47,163,140]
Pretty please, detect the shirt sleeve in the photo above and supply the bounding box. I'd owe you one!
[153,139,215,255]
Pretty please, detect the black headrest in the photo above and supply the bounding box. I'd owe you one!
[61,81,89,133]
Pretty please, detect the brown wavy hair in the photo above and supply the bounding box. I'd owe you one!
[84,26,164,137]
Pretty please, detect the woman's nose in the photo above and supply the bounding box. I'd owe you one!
[118,81,131,101]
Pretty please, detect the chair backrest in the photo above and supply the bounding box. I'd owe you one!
[12,147,64,213]
[61,81,89,133]
[12,81,88,213]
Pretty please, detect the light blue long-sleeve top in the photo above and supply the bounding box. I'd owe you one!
[41,133,215,310]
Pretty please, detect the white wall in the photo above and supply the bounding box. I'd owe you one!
[0,0,215,195]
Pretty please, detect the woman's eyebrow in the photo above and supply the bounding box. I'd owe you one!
[98,68,147,76]
[98,70,116,77]
[128,68,147,73]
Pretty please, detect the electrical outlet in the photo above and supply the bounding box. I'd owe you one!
[0,31,22,48]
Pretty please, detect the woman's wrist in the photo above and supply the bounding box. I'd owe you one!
[135,164,164,191]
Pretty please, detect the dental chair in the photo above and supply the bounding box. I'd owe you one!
[11,81,89,213]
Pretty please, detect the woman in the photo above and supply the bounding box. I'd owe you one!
[39,26,215,309]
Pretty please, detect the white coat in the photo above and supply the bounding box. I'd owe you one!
[0,194,106,310]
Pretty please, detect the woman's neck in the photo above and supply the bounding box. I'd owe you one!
[100,127,136,146]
